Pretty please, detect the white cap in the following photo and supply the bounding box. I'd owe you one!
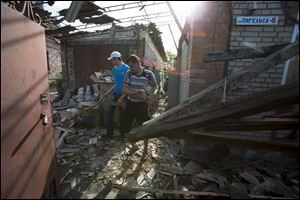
[107,51,121,60]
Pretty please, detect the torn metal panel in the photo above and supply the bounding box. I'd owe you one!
[64,1,84,22]
[58,1,104,19]
[79,14,121,25]
[31,7,61,30]
[45,25,77,36]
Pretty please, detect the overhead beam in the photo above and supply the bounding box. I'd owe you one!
[69,11,181,30]
[166,1,189,45]
[168,24,178,51]
[102,1,166,13]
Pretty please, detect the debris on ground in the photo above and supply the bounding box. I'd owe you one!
[55,127,299,199]
[52,91,298,199]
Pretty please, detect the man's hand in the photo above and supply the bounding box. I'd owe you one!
[117,96,125,107]
[136,89,147,101]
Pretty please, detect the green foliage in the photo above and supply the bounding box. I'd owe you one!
[164,51,176,70]
[49,73,64,87]
[138,23,167,61]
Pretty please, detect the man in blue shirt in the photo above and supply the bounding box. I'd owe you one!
[104,51,129,139]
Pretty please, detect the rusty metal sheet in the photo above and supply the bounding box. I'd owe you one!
[1,3,57,198]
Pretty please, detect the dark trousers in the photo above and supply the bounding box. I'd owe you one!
[106,92,121,137]
[120,100,150,137]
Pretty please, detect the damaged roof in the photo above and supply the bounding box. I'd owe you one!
[58,1,105,20]
[79,14,121,25]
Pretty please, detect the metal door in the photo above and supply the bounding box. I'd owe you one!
[1,3,57,198]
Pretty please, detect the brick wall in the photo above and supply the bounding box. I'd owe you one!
[46,37,62,80]
[227,1,298,100]
[187,1,231,97]
[143,32,164,70]
[224,1,299,141]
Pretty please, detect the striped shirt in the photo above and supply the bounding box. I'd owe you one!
[123,68,157,102]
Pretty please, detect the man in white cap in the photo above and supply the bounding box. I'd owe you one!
[104,51,129,139]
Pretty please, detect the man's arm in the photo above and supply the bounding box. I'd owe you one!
[116,93,127,107]
[123,83,147,101]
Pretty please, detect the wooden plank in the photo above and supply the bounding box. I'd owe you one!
[56,131,68,149]
[105,188,120,199]
[220,160,266,171]
[203,44,288,63]
[167,130,299,155]
[55,126,76,148]
[127,42,298,141]
[224,118,299,124]
[204,123,298,131]
[203,118,299,131]
[128,83,299,141]
[90,74,100,83]
[113,185,229,197]
[249,195,296,199]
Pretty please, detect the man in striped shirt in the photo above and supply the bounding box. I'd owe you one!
[117,54,158,140]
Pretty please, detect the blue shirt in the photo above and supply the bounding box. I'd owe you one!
[114,63,129,95]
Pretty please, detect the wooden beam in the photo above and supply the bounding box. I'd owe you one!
[203,118,299,131]
[204,123,298,131]
[225,117,299,124]
[167,130,299,155]
[127,42,298,141]
[166,1,189,45]
[113,185,229,197]
[127,83,299,141]
[203,44,288,63]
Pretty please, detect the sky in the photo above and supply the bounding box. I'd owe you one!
[43,1,200,55]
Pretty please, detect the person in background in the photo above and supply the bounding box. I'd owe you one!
[104,51,129,139]
[117,54,158,142]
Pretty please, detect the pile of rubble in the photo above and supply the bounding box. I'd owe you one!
[52,81,298,199]
[51,70,119,129]
[54,124,299,199]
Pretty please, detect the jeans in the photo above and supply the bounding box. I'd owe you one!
[106,92,122,137]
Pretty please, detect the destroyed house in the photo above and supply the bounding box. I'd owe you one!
[2,1,299,199]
